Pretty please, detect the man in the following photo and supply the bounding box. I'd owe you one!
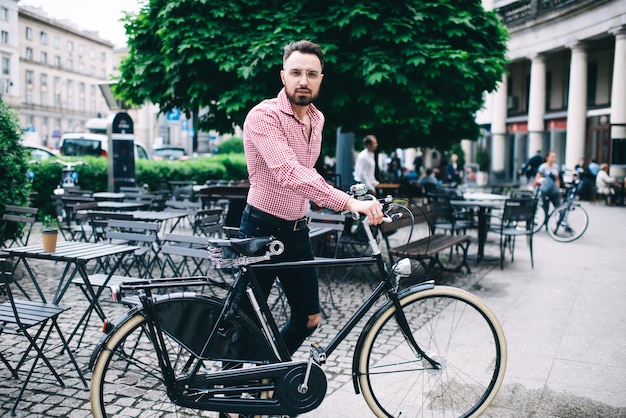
[446,153,461,185]
[521,150,543,180]
[241,40,383,355]
[353,135,380,194]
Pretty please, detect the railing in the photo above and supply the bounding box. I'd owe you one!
[497,0,600,26]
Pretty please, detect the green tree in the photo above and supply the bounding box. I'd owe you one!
[0,101,30,241]
[116,0,508,152]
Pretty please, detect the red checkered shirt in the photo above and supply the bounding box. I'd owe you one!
[243,89,349,221]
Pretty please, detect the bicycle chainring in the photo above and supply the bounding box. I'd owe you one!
[276,363,327,413]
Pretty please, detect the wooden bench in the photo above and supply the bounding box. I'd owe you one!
[379,203,472,274]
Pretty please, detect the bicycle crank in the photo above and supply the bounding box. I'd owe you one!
[175,360,327,416]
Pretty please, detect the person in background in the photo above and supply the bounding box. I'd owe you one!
[521,149,544,181]
[588,159,600,177]
[575,157,595,201]
[445,153,461,186]
[241,40,383,358]
[413,154,423,176]
[419,168,440,193]
[596,163,620,204]
[354,135,380,194]
[534,150,561,221]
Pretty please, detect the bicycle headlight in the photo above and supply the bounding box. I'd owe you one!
[392,258,411,277]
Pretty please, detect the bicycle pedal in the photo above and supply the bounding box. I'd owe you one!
[310,342,326,364]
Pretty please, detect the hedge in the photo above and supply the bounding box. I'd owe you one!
[30,154,248,216]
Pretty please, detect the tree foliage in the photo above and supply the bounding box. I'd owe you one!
[0,101,29,209]
[116,0,508,151]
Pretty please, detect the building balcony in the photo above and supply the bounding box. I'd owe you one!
[496,0,607,27]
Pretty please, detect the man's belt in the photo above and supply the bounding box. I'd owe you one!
[245,205,310,231]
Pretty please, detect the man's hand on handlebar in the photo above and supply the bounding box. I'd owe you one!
[344,197,385,225]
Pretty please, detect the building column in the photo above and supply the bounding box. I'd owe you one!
[491,72,508,176]
[528,54,546,157]
[610,27,626,177]
[565,43,587,169]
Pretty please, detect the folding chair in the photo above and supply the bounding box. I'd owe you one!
[1,205,38,248]
[87,211,135,242]
[192,208,224,236]
[60,201,99,242]
[164,199,202,230]
[488,197,538,270]
[0,258,87,416]
[159,233,216,278]
[427,192,475,235]
[104,219,161,279]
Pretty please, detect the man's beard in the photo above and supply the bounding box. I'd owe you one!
[286,87,319,106]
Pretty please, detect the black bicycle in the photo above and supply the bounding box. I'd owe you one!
[533,177,589,242]
[89,197,507,418]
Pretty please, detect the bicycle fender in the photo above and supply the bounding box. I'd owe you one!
[350,281,435,394]
[89,305,143,370]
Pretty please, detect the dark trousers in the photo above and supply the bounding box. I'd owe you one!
[239,206,319,355]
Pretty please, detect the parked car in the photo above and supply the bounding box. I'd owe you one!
[152,146,189,161]
[22,142,63,162]
[59,133,150,159]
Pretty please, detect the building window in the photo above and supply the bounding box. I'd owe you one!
[25,47,33,61]
[40,31,47,45]
[26,86,33,104]
[79,62,84,73]
[41,73,47,86]
[101,51,106,63]
[1,7,8,21]
[90,84,96,112]
[78,44,84,58]
[67,59,73,71]
[54,76,61,108]
[67,40,73,53]
[25,27,33,40]
[54,55,61,68]
[1,31,8,44]
[54,36,60,49]
[2,57,9,75]
[79,82,86,111]
[41,89,48,106]
[67,79,74,110]
[26,70,33,84]
[40,51,47,64]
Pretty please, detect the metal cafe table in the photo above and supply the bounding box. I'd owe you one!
[450,192,508,263]
[2,241,138,345]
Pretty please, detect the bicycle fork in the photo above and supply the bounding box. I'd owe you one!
[389,293,441,370]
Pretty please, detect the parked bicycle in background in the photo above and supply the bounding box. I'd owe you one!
[533,170,589,242]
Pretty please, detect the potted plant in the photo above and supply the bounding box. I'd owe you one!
[40,213,60,252]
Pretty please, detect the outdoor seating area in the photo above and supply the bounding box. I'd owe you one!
[0,181,581,416]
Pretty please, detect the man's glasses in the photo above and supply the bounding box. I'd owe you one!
[284,68,322,80]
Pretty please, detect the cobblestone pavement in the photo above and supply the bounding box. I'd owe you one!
[0,221,495,417]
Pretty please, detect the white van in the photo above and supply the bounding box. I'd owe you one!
[59,133,150,159]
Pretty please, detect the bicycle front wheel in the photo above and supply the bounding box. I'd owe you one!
[358,286,507,418]
[90,295,276,418]
[546,203,588,242]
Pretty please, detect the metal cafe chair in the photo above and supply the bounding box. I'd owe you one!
[0,258,87,416]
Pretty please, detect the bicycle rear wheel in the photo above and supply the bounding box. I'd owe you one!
[90,295,276,418]
[546,203,588,242]
[358,286,506,418]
